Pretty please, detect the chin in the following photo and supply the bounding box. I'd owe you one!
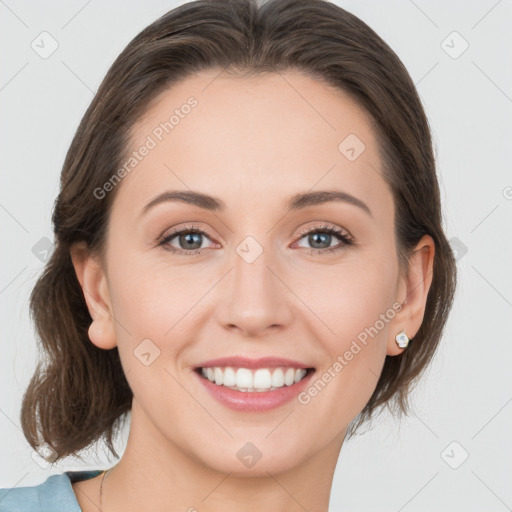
[191,436,310,476]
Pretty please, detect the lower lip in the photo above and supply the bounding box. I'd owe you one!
[194,369,315,412]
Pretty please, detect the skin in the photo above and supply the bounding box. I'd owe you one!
[70,69,434,512]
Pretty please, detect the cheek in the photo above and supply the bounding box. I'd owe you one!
[106,252,219,355]
[294,252,397,340]
[291,251,399,399]
[291,259,398,425]
[105,258,202,408]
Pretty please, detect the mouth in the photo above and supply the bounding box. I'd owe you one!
[192,357,316,412]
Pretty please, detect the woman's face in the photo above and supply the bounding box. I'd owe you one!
[77,69,430,475]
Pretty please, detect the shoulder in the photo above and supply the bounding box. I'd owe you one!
[0,471,103,512]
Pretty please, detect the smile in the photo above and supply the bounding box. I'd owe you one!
[193,361,316,411]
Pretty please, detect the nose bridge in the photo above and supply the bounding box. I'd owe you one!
[220,233,292,334]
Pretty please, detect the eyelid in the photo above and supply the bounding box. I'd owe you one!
[158,223,217,243]
[294,222,353,242]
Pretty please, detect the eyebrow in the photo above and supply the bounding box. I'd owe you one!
[140,189,372,218]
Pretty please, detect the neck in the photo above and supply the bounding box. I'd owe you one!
[100,400,346,512]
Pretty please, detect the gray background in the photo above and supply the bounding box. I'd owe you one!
[1,0,511,510]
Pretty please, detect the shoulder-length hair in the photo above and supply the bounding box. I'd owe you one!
[21,0,457,462]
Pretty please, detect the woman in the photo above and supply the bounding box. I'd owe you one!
[0,0,456,510]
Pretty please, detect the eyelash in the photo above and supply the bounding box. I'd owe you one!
[157,223,354,256]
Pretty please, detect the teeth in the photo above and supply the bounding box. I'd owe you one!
[223,367,236,387]
[236,368,253,388]
[272,368,285,387]
[284,368,295,386]
[200,366,309,391]
[253,369,271,390]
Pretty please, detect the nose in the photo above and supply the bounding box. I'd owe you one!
[216,238,294,338]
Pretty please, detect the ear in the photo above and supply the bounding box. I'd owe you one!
[70,242,117,350]
[387,234,435,356]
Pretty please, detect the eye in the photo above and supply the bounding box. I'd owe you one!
[158,222,354,256]
[158,224,217,255]
[292,223,354,255]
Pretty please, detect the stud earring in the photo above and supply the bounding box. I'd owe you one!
[395,330,410,348]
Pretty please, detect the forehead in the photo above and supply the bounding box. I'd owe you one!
[116,69,391,220]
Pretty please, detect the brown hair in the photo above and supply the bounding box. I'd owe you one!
[21,0,457,463]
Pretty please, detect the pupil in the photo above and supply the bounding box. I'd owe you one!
[181,233,202,250]
[310,233,330,249]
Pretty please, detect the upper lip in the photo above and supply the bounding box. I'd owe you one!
[194,356,314,370]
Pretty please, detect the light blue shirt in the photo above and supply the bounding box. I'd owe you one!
[0,470,103,511]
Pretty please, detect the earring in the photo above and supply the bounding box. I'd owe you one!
[395,330,410,348]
